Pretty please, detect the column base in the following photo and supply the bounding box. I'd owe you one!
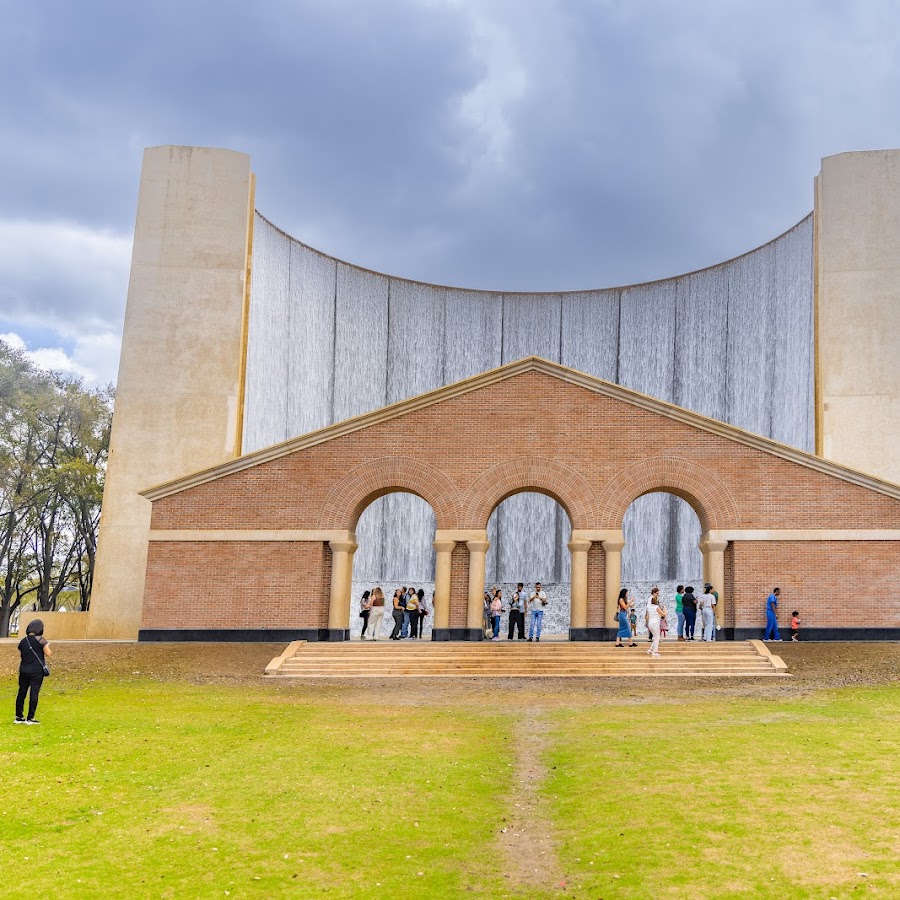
[432,628,485,641]
[323,628,350,642]
[569,627,609,641]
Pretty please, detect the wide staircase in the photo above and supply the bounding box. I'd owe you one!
[265,639,787,678]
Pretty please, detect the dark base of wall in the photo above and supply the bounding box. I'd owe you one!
[138,628,334,643]
[569,628,611,641]
[733,627,900,642]
[431,628,485,642]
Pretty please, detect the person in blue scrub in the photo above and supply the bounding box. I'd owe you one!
[764,587,781,641]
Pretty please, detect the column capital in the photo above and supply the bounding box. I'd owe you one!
[466,539,490,554]
[698,539,728,553]
[329,539,358,554]
[601,539,625,553]
[567,538,592,553]
[433,539,457,553]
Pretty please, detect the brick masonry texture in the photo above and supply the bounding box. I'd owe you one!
[144,371,900,632]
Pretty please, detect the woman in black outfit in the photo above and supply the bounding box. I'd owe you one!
[681,587,698,640]
[359,590,371,639]
[416,589,427,638]
[16,618,51,725]
[390,589,405,640]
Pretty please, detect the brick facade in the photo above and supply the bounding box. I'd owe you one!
[141,362,900,640]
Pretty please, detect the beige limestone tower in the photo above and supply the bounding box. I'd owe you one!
[815,150,900,485]
[87,146,254,638]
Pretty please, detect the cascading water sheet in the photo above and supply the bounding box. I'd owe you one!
[244,213,814,586]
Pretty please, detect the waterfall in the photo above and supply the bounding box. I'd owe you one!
[244,214,814,584]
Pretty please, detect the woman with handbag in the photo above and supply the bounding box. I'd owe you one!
[367,587,385,640]
[614,588,637,647]
[16,618,51,725]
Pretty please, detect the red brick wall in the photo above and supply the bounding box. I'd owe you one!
[729,542,899,629]
[152,372,900,533]
[587,545,606,628]
[142,542,327,630]
[144,371,900,633]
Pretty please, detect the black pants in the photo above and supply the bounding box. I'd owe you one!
[16,671,43,720]
[391,610,404,639]
[508,610,525,640]
[417,613,426,638]
[407,610,420,638]
[683,609,697,639]
[360,610,370,637]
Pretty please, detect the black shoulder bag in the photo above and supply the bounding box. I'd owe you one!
[25,635,50,677]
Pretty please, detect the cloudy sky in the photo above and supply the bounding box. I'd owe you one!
[2,0,899,385]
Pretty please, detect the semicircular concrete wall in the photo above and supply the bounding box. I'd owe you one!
[243,213,813,583]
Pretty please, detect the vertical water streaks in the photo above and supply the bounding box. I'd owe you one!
[333,262,389,579]
[286,242,336,438]
[672,269,729,577]
[443,290,503,578]
[772,216,815,451]
[243,215,815,587]
[381,280,446,580]
[618,281,677,580]
[243,216,290,450]
[491,295,564,583]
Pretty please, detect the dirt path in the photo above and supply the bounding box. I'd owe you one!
[497,711,566,893]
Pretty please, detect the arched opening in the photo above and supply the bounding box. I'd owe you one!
[621,491,703,636]
[351,491,437,639]
[485,491,572,640]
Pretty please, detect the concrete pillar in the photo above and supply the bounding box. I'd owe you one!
[327,537,358,640]
[816,150,900,484]
[466,535,490,641]
[432,537,457,640]
[568,537,592,640]
[89,146,255,639]
[602,536,625,636]
[699,535,728,629]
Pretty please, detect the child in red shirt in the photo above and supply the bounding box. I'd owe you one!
[790,611,800,642]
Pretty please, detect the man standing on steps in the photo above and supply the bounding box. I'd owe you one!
[508,583,526,640]
[764,588,781,642]
[527,582,548,642]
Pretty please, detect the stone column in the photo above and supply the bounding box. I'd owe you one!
[432,538,457,641]
[568,538,592,640]
[327,537,358,641]
[466,536,490,641]
[699,535,728,630]
[602,537,625,637]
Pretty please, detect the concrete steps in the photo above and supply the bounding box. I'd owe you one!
[265,639,788,678]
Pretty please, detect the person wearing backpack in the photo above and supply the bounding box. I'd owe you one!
[15,618,51,725]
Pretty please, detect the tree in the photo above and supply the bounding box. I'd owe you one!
[0,341,112,635]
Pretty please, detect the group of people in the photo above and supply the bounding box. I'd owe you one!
[614,584,722,656]
[483,583,549,641]
[358,587,430,640]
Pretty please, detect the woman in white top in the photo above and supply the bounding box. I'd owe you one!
[645,590,663,657]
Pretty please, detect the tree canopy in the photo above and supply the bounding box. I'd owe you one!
[0,340,112,635]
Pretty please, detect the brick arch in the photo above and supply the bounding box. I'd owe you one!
[596,456,740,531]
[320,457,463,530]
[462,458,598,529]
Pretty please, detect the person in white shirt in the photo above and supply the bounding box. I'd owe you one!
[645,593,663,657]
[699,585,717,642]
[527,582,548,642]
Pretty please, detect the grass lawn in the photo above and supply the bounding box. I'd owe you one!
[1,666,898,899]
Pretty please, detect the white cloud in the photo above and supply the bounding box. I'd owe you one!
[0,218,131,331]
[0,330,120,386]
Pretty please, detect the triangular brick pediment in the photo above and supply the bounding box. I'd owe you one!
[143,356,900,502]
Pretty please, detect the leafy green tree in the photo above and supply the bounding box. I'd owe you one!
[0,341,111,635]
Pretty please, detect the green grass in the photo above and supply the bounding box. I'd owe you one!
[2,676,898,899]
[1,679,513,899]
[544,689,900,899]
